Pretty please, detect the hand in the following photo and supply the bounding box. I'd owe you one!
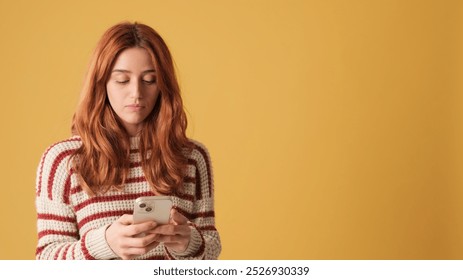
[150,209,192,253]
[105,214,159,260]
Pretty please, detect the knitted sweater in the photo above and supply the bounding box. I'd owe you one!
[35,136,221,260]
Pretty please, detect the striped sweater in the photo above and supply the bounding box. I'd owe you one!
[35,136,221,260]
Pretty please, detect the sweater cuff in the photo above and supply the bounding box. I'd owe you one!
[168,226,203,259]
[85,225,119,260]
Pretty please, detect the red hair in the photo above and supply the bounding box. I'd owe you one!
[71,21,192,196]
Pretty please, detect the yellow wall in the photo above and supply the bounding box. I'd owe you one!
[0,0,462,259]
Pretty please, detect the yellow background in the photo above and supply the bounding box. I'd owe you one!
[0,0,462,259]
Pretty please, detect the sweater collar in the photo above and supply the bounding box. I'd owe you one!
[129,136,140,150]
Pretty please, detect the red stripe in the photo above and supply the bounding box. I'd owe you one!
[47,149,77,200]
[38,230,78,239]
[126,176,147,184]
[129,161,196,169]
[70,185,82,195]
[37,213,75,223]
[62,244,70,259]
[53,247,60,260]
[81,232,95,260]
[128,161,197,173]
[175,192,195,202]
[129,161,142,168]
[70,179,195,199]
[37,243,73,260]
[72,244,76,259]
[184,176,195,184]
[37,148,52,197]
[63,174,72,204]
[190,223,205,258]
[78,210,131,229]
[175,208,215,221]
[36,245,46,257]
[37,138,80,196]
[74,191,153,212]
[195,166,202,200]
[64,163,196,197]
[193,144,213,197]
[70,176,149,194]
[197,225,217,231]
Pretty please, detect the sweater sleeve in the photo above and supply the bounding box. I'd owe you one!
[35,141,118,260]
[166,142,222,260]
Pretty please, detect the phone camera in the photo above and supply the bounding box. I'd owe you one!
[139,203,146,208]
[145,207,152,212]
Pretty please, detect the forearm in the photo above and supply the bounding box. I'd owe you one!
[36,197,117,260]
[37,224,117,260]
[165,221,221,260]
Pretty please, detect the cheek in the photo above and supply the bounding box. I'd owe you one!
[106,86,122,108]
[147,91,160,108]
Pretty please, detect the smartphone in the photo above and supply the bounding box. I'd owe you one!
[133,196,173,224]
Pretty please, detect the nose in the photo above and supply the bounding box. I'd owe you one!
[130,80,143,100]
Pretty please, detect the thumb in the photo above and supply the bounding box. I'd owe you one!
[118,214,134,225]
[170,208,188,225]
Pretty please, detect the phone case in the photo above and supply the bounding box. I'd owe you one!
[133,196,173,224]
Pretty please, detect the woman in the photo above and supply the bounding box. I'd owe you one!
[35,22,221,260]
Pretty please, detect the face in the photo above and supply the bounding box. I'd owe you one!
[106,47,159,136]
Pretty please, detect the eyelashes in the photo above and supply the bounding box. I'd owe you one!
[115,79,156,84]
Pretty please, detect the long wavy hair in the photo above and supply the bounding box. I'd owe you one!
[71,22,192,196]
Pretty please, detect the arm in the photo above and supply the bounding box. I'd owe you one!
[35,144,117,260]
[154,142,222,260]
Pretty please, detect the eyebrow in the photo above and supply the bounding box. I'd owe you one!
[111,69,156,74]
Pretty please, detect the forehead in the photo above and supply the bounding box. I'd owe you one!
[112,47,156,71]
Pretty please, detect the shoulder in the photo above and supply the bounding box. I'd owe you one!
[36,136,82,198]
[38,136,82,169]
[40,135,82,160]
[185,139,214,184]
[186,139,213,163]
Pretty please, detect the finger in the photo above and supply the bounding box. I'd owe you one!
[151,224,190,236]
[125,233,158,248]
[118,214,135,225]
[154,234,183,244]
[123,245,157,258]
[126,221,158,236]
[170,209,188,225]
[112,215,155,238]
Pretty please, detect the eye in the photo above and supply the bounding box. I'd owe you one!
[116,80,129,84]
[143,79,156,84]
[142,74,157,84]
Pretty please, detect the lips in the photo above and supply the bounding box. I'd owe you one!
[126,104,144,111]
